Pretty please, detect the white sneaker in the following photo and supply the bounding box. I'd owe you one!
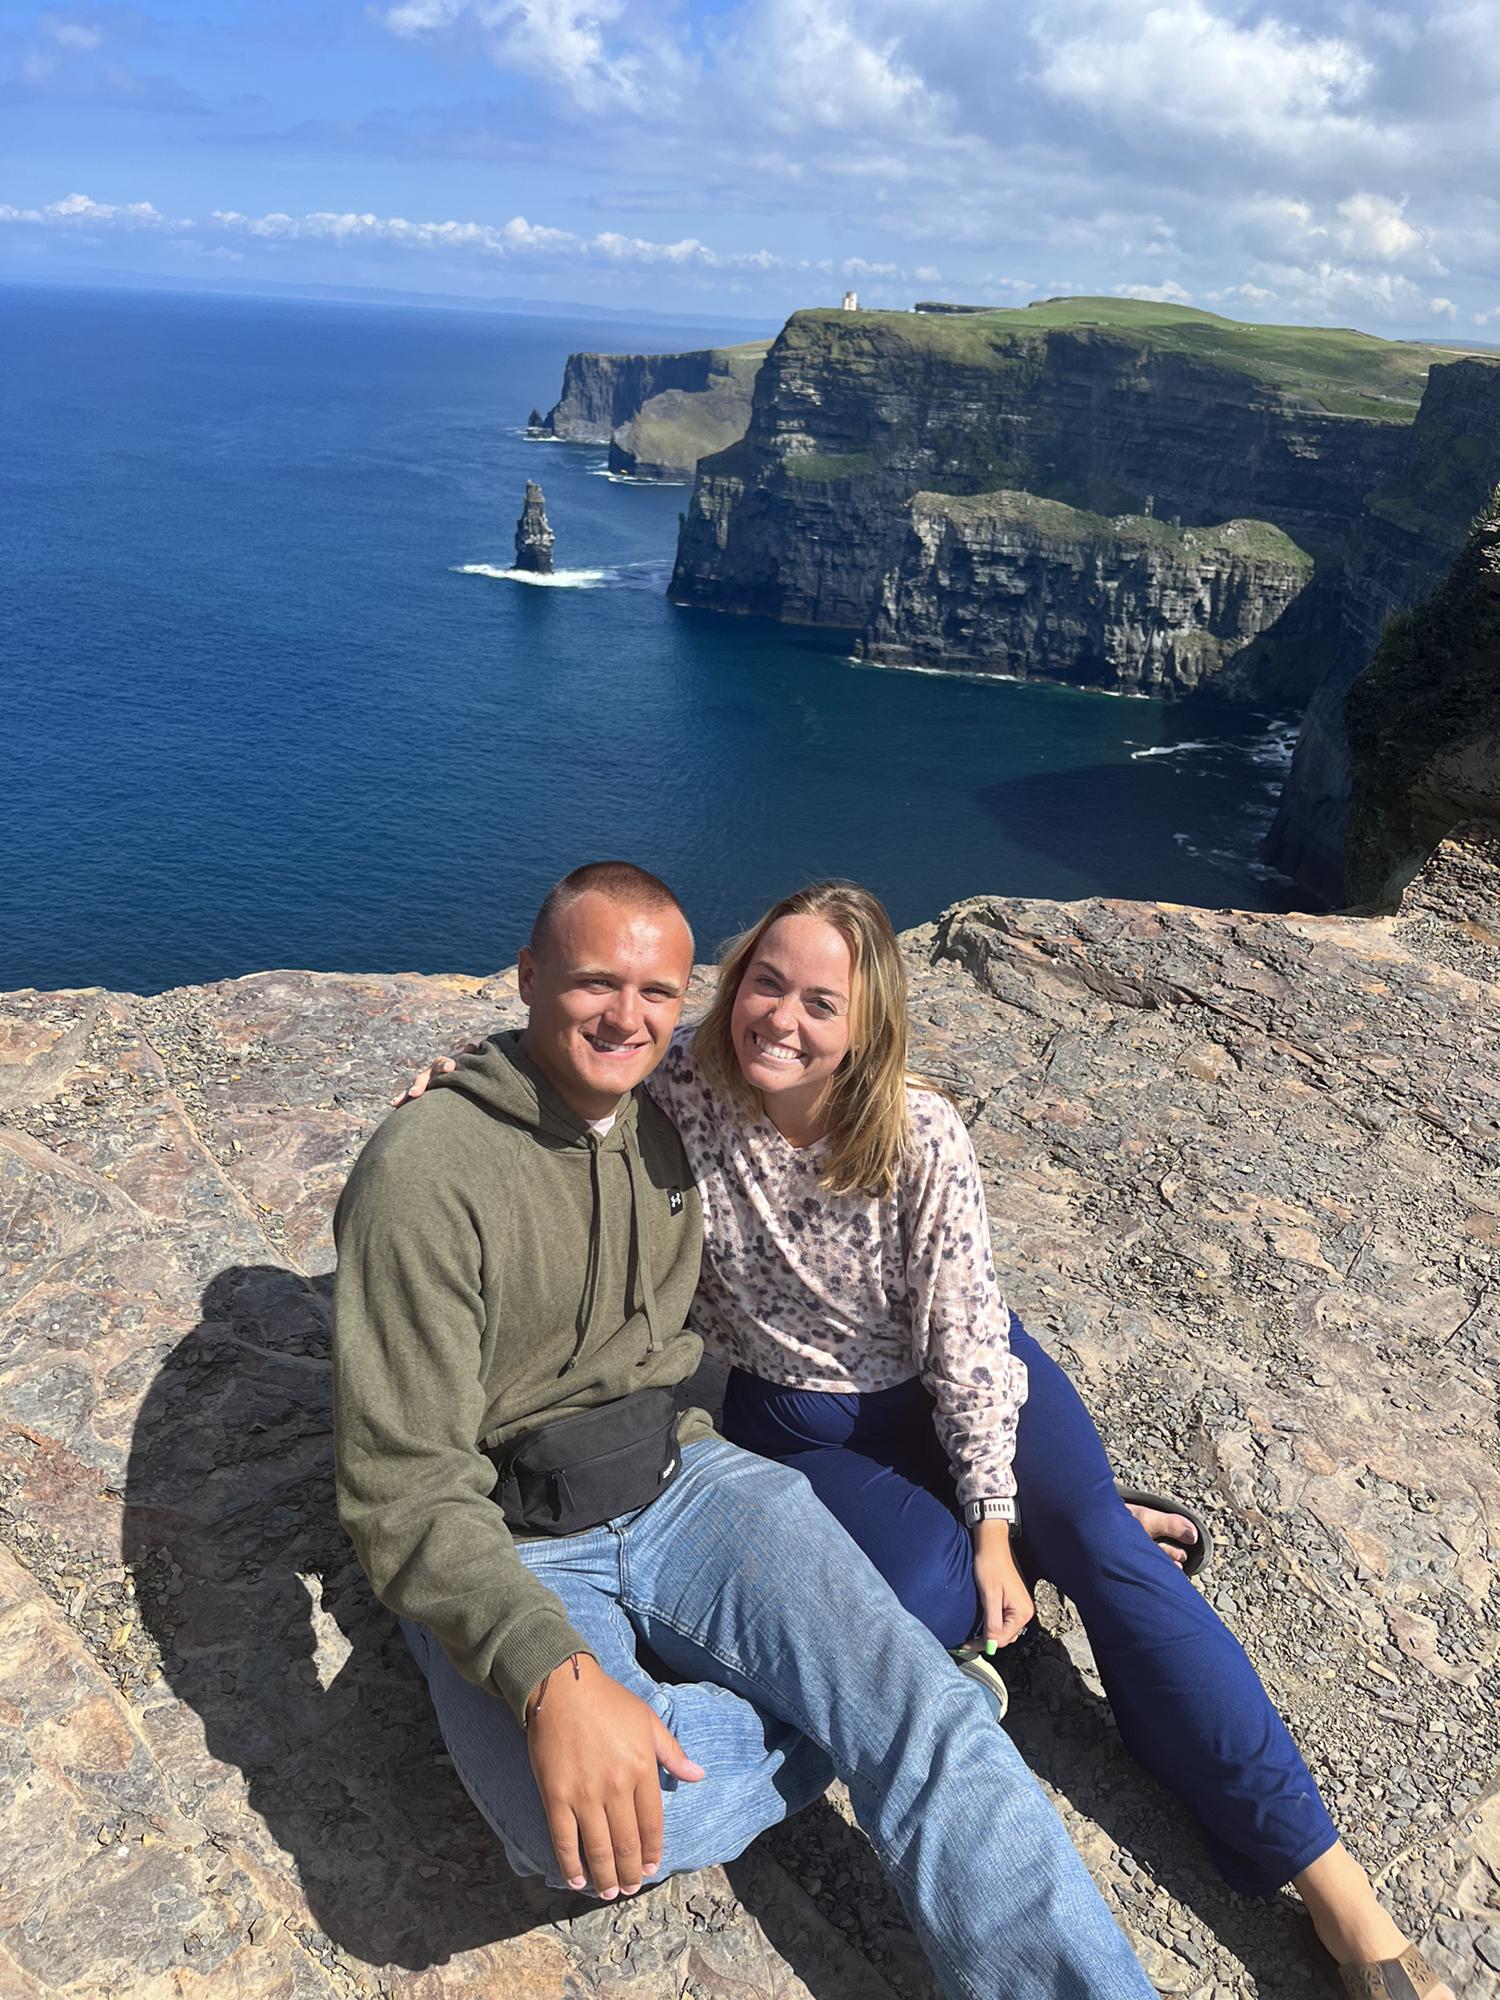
[953,1648,1009,1722]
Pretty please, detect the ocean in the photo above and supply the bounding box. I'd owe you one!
[2,282,1301,996]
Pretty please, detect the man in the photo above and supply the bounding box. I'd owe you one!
[332,860,1154,2000]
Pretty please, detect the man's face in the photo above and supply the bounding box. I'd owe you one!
[518,890,694,1121]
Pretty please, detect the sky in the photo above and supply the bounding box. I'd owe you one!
[2,0,1499,334]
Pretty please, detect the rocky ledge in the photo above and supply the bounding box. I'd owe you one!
[858,492,1315,697]
[3,846,1497,1999]
[534,343,769,481]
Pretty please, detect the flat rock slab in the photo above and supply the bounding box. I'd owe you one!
[2,854,1496,1999]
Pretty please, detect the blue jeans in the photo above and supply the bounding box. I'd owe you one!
[403,1437,1154,2000]
[723,1318,1340,1896]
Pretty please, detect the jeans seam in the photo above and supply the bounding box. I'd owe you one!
[614,1446,988,2000]
[619,1585,959,1951]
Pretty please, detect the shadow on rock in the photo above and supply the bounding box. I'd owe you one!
[1004,1631,1343,1997]
[122,1264,574,1973]
[120,1273,883,1996]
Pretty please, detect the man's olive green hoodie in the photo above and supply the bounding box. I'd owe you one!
[332,1030,709,1721]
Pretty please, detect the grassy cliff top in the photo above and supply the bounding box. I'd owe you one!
[585,339,771,370]
[713,341,773,377]
[789,299,1494,421]
[915,487,1315,563]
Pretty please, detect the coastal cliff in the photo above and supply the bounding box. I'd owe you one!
[1341,495,1500,908]
[668,301,1426,662]
[667,300,1500,900]
[2,845,1497,2000]
[858,492,1315,695]
[535,342,768,480]
[1265,362,1500,901]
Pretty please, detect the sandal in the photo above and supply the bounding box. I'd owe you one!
[1340,1947,1455,1998]
[1114,1484,1213,1578]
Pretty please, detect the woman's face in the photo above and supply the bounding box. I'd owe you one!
[729,913,854,1115]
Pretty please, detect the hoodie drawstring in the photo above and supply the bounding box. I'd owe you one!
[566,1138,604,1372]
[566,1122,660,1371]
[623,1129,661,1363]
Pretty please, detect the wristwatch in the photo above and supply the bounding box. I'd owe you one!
[964,1496,1017,1527]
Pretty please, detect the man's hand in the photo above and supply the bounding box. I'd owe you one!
[526,1655,704,1898]
[967,1519,1034,1652]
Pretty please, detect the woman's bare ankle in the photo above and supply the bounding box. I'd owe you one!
[1294,1844,1410,1965]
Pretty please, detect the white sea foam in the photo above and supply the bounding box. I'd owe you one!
[1245,719,1299,769]
[848,654,1163,698]
[1172,829,1293,885]
[453,563,610,588]
[587,466,689,487]
[848,655,1024,685]
[1130,739,1218,761]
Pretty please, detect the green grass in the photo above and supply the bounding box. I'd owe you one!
[784,451,880,482]
[713,342,772,383]
[786,298,1495,423]
[916,488,1314,565]
[621,381,760,475]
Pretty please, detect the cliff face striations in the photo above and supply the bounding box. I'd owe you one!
[536,343,769,480]
[1266,360,1500,901]
[668,301,1500,898]
[1341,493,1500,909]
[859,492,1315,695]
[669,303,1430,662]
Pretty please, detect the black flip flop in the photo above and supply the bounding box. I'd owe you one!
[1115,1484,1213,1578]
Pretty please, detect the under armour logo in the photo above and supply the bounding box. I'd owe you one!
[668,1188,684,1216]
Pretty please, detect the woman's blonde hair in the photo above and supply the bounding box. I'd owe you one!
[692,880,913,1198]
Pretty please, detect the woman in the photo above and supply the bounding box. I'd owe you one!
[406,880,1450,2000]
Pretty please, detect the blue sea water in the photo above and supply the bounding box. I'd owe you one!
[2,283,1301,996]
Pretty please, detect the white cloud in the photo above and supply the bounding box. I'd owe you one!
[378,0,688,117]
[43,17,104,52]
[1232,188,1447,308]
[0,187,826,277]
[1112,279,1192,303]
[1249,258,1430,321]
[1335,191,1425,263]
[11,0,1500,326]
[720,0,945,137]
[0,191,171,228]
[1428,295,1457,318]
[1034,0,1373,150]
[1205,281,1278,306]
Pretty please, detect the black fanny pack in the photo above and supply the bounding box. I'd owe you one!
[486,1387,682,1537]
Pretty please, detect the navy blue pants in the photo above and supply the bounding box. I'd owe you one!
[721,1318,1338,1895]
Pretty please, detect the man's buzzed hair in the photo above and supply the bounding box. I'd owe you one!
[531,861,690,954]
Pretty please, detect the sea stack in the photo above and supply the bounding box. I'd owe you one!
[514,479,554,574]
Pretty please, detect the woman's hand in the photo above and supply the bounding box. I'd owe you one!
[392,1042,483,1107]
[968,1518,1034,1651]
